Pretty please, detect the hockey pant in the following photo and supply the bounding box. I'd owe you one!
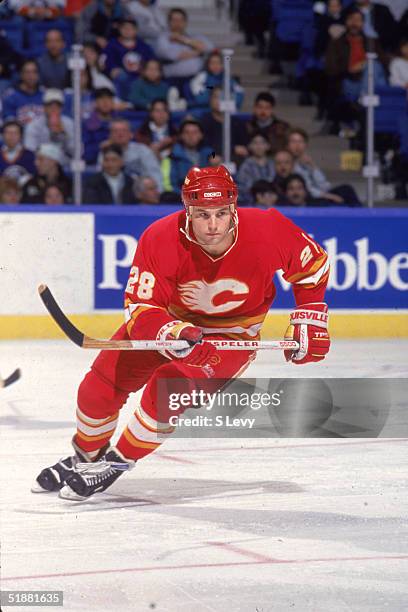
[75,324,255,461]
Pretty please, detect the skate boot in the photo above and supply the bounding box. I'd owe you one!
[32,438,108,493]
[59,447,135,501]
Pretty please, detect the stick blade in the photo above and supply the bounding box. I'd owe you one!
[38,284,85,347]
[1,368,21,388]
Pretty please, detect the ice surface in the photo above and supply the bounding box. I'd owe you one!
[1,340,407,611]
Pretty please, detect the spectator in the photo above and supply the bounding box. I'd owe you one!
[237,133,275,204]
[325,9,386,136]
[125,0,166,47]
[308,0,346,117]
[200,87,248,163]
[238,0,271,59]
[104,17,155,99]
[244,92,290,156]
[83,88,118,164]
[83,42,116,92]
[325,9,386,100]
[76,0,126,48]
[2,60,43,126]
[22,144,72,203]
[0,34,22,96]
[0,121,36,186]
[24,89,74,163]
[38,30,70,90]
[0,177,22,205]
[133,175,160,204]
[287,128,362,205]
[352,0,398,52]
[9,0,66,19]
[154,8,214,84]
[279,174,315,207]
[101,118,163,189]
[314,0,345,59]
[128,59,170,110]
[44,183,66,205]
[250,179,278,208]
[389,39,408,89]
[83,144,138,204]
[270,150,295,200]
[166,119,214,193]
[135,99,177,159]
[186,51,244,111]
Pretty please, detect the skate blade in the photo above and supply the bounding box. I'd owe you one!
[31,480,60,493]
[59,485,88,501]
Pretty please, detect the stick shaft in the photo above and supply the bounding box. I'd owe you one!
[82,338,299,351]
[38,284,299,352]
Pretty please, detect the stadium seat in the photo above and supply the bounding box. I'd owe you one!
[374,86,408,135]
[397,112,408,158]
[275,3,313,44]
[0,18,24,53]
[296,20,317,77]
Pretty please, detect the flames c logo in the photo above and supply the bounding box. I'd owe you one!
[178,278,249,314]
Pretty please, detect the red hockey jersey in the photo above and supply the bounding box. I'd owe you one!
[124,208,329,341]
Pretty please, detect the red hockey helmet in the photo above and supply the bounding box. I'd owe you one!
[181,165,238,210]
[181,166,239,244]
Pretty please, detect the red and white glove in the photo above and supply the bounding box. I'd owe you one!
[284,303,330,365]
[158,321,218,367]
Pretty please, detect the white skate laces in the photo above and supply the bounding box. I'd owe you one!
[75,460,133,476]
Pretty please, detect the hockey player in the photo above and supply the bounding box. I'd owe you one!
[33,166,330,500]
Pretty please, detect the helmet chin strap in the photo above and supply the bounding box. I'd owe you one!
[180,205,239,247]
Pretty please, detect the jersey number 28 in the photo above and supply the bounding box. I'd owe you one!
[125,266,156,299]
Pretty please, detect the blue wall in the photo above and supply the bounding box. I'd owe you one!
[3,205,408,310]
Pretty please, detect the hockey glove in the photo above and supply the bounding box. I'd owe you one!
[284,302,330,365]
[158,322,218,367]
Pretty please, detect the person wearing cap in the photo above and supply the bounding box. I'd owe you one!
[21,143,72,204]
[38,29,70,90]
[104,17,155,99]
[24,89,74,163]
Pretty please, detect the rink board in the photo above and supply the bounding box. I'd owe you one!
[1,206,407,338]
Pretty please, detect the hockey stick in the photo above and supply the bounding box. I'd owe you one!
[38,284,299,352]
[0,368,21,388]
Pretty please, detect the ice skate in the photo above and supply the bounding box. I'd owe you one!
[59,448,135,501]
[32,438,108,493]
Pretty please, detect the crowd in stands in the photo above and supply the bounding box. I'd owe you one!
[240,0,408,200]
[0,0,407,205]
